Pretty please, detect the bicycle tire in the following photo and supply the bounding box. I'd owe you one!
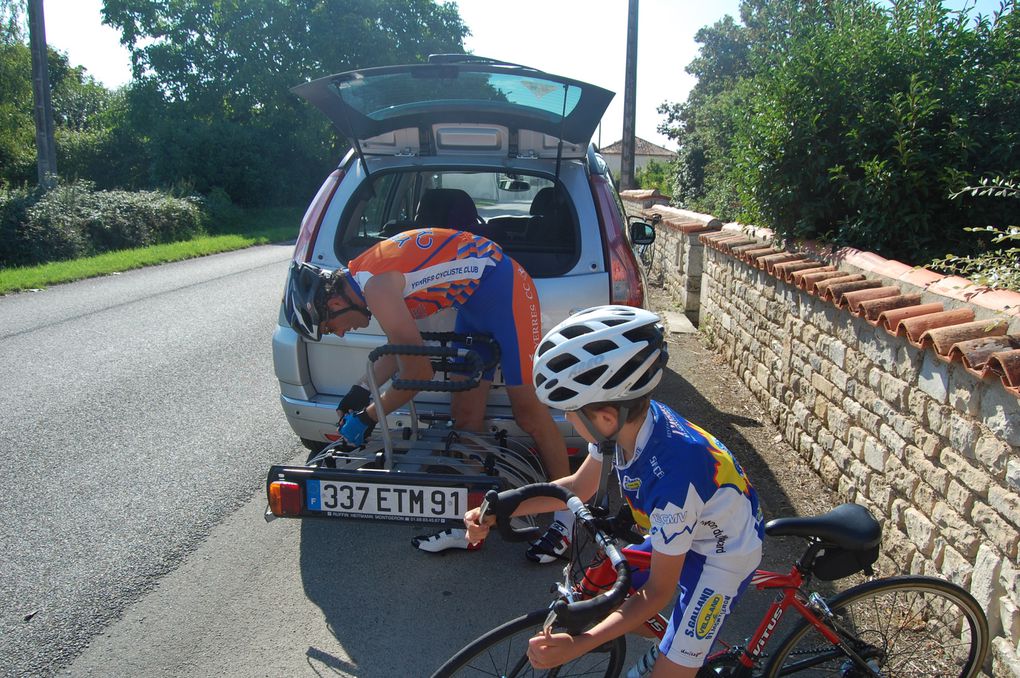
[431,609,627,678]
[762,575,989,677]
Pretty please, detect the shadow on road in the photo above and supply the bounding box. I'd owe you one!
[298,516,558,677]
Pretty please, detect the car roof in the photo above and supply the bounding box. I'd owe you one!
[292,57,615,148]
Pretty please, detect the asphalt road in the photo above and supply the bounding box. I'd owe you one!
[0,245,606,677]
[0,245,302,676]
[1,246,809,677]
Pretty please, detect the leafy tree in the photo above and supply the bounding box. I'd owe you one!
[657,15,749,217]
[0,40,35,185]
[101,0,469,206]
[634,158,674,195]
[1,0,24,44]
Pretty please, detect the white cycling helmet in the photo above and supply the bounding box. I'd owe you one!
[533,305,667,411]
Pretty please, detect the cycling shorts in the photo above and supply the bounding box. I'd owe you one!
[629,539,757,668]
[454,256,540,386]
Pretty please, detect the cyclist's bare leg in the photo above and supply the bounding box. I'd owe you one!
[506,384,569,479]
[450,377,490,433]
[651,656,698,677]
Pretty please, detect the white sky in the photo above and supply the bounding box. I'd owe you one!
[41,0,1008,151]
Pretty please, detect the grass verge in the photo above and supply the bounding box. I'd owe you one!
[0,207,302,295]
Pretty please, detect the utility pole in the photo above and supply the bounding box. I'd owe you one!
[620,0,638,190]
[27,0,57,188]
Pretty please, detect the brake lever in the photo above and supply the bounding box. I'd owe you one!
[477,494,492,524]
[473,489,499,541]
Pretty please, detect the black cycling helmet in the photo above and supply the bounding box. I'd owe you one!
[283,261,369,341]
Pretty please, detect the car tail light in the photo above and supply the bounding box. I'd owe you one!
[292,168,344,263]
[268,481,303,516]
[589,173,645,307]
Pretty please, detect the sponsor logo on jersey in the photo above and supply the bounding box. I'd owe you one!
[622,474,642,495]
[650,454,665,479]
[651,510,687,526]
[701,519,731,553]
[685,587,729,640]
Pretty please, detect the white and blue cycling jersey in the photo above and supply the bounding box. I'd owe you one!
[589,400,764,561]
[589,400,766,668]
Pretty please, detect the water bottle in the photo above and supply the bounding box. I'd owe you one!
[625,644,660,678]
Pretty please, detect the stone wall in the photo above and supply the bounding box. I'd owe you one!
[621,192,1020,676]
[623,193,720,323]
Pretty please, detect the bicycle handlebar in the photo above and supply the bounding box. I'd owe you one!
[480,484,632,635]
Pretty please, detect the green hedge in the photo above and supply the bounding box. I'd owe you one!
[0,181,206,268]
[661,0,1020,264]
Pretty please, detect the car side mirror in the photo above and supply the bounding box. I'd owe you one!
[629,221,655,246]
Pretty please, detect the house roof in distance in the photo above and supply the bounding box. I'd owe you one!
[600,136,676,156]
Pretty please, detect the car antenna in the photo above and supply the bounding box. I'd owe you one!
[332,80,372,183]
[555,83,569,181]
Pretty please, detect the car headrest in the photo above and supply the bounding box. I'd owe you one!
[415,189,479,229]
[530,187,567,217]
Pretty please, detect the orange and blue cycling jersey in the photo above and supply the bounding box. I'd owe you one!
[344,228,541,385]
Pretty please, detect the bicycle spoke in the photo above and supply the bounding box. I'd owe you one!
[763,578,988,678]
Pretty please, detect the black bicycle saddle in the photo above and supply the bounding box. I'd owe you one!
[764,503,881,550]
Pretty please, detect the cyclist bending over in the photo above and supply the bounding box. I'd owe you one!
[284,227,573,561]
[464,306,765,676]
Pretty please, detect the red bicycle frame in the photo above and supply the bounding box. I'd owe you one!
[580,550,846,674]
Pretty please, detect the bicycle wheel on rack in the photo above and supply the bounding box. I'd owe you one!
[762,575,989,677]
[431,609,627,678]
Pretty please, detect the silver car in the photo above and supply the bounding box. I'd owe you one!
[273,55,653,455]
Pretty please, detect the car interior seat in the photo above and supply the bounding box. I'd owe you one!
[526,186,572,245]
[414,188,483,231]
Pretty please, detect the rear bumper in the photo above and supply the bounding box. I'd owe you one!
[266,464,501,525]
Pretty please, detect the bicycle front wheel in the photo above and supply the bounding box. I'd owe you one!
[762,575,989,677]
[431,609,627,678]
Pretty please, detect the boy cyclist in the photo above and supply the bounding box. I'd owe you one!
[464,306,764,676]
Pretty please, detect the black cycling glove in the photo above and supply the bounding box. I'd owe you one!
[336,384,371,416]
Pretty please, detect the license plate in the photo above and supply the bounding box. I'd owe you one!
[306,480,467,522]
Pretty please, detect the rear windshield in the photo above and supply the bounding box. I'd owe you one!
[334,170,580,278]
[332,71,583,124]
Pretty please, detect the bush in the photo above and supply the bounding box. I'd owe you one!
[0,180,206,267]
[0,184,45,265]
[201,187,243,233]
[55,125,150,191]
[663,0,1020,263]
[928,178,1020,291]
[635,158,675,195]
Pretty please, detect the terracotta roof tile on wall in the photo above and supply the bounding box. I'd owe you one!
[618,200,724,235]
[699,225,1020,399]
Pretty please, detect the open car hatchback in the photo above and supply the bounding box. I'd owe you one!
[273,55,653,453]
